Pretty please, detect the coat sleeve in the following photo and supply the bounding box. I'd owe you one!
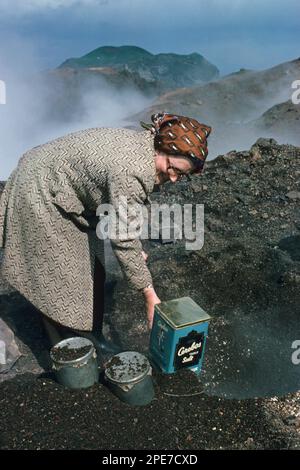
[104,171,153,291]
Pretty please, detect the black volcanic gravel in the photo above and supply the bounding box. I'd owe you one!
[1,138,300,450]
[51,345,92,363]
[0,373,290,450]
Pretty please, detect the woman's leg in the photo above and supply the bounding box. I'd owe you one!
[42,315,75,347]
[68,256,120,361]
[92,256,106,333]
[42,316,63,347]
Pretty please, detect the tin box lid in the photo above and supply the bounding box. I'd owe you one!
[104,351,151,385]
[155,297,211,329]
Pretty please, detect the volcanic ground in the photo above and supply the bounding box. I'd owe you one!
[0,137,300,450]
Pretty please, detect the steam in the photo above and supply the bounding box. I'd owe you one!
[193,63,300,159]
[0,37,152,180]
[204,306,300,399]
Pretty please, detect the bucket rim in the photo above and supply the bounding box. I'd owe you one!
[50,337,95,365]
[104,351,151,385]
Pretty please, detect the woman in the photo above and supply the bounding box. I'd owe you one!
[0,112,211,356]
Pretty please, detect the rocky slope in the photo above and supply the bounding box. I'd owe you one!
[0,137,300,449]
[111,137,300,397]
[250,100,300,146]
[128,58,300,156]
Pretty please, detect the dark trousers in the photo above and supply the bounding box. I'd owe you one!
[92,256,106,333]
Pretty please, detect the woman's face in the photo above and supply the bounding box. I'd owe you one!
[154,152,194,185]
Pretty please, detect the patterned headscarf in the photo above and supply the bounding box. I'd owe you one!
[141,112,212,174]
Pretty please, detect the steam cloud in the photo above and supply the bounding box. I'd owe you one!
[0,36,152,180]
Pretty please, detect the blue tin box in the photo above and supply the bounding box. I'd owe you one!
[149,297,211,374]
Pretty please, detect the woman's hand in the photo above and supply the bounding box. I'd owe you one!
[141,250,148,262]
[143,286,161,330]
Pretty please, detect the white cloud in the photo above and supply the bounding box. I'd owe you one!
[0,0,108,16]
[0,0,299,20]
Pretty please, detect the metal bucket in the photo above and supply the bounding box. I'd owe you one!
[50,337,99,389]
[104,351,155,406]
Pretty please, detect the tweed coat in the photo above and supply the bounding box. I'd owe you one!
[0,127,156,330]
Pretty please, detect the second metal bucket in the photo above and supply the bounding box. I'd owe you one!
[50,337,99,389]
[104,351,155,406]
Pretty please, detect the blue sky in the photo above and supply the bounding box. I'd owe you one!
[0,0,299,75]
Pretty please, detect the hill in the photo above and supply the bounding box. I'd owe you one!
[59,45,219,90]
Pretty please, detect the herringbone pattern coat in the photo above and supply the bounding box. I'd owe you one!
[0,128,156,330]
